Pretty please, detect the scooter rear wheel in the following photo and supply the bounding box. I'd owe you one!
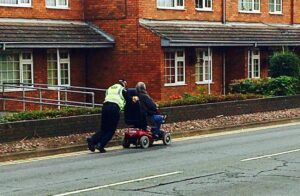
[140,136,150,149]
[122,137,130,148]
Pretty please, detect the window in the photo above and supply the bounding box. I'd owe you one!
[164,49,185,85]
[0,51,33,89]
[239,0,260,12]
[47,49,70,86]
[0,0,31,7]
[46,0,68,8]
[195,48,212,83]
[195,0,212,11]
[269,0,282,14]
[157,0,184,9]
[248,48,260,78]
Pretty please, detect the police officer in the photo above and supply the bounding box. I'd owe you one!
[87,80,129,153]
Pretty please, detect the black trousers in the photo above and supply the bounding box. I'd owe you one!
[91,102,120,148]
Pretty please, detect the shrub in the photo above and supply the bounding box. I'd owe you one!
[266,76,299,96]
[269,51,300,79]
[229,76,299,96]
[0,107,101,123]
[157,93,263,108]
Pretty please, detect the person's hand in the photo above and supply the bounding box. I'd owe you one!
[132,96,139,103]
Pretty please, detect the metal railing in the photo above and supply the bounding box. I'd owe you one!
[0,83,106,111]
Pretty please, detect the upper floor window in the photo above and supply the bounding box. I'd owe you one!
[269,0,282,14]
[248,48,260,78]
[46,0,68,9]
[164,49,185,86]
[0,0,31,7]
[239,0,260,13]
[195,0,212,11]
[157,0,184,9]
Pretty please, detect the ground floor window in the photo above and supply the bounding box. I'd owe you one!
[47,49,70,86]
[164,49,185,86]
[195,47,212,83]
[248,48,260,78]
[0,51,33,88]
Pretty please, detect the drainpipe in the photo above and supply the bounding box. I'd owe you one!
[222,50,226,95]
[291,0,294,25]
[222,0,226,24]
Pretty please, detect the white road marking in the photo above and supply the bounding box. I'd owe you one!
[1,121,299,166]
[53,171,183,196]
[241,148,300,162]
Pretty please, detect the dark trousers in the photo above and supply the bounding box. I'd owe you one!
[91,102,120,148]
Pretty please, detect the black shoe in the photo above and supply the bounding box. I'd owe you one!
[87,138,95,152]
[95,143,106,153]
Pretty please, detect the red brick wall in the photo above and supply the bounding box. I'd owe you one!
[86,18,164,101]
[226,0,293,24]
[0,0,84,20]
[137,0,294,24]
[294,0,300,24]
[225,47,247,86]
[139,0,222,21]
[85,0,138,20]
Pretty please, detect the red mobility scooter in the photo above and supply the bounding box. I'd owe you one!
[122,89,171,149]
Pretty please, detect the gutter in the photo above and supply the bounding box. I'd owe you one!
[1,42,114,49]
[161,39,300,47]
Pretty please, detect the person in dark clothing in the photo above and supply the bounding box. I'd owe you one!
[87,80,131,153]
[135,82,165,137]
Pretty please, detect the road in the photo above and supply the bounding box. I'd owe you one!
[0,122,300,196]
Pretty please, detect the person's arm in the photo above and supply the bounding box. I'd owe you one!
[144,96,158,115]
[122,89,132,103]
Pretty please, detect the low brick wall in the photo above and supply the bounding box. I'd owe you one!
[0,95,299,143]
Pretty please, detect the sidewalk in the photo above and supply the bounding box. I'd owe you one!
[0,108,299,162]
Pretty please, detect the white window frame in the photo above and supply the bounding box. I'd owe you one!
[248,48,260,79]
[195,47,213,84]
[0,50,34,91]
[47,49,71,87]
[269,0,282,14]
[195,0,213,11]
[164,49,186,86]
[46,0,68,9]
[239,0,260,13]
[157,0,185,10]
[0,0,31,7]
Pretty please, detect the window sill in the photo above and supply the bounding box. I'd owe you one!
[0,4,31,8]
[238,11,261,14]
[46,6,69,10]
[196,82,214,85]
[157,7,185,11]
[195,8,213,12]
[164,83,187,87]
[269,12,283,15]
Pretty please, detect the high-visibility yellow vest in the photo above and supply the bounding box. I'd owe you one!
[104,84,125,110]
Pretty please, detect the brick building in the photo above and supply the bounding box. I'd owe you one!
[0,0,300,111]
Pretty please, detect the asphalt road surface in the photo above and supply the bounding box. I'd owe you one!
[1,122,300,196]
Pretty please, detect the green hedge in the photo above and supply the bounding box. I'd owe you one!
[157,93,263,108]
[0,107,101,123]
[229,76,299,96]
